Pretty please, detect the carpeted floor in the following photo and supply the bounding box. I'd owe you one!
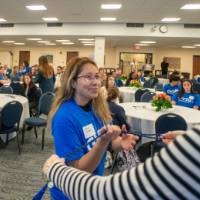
[0,128,54,200]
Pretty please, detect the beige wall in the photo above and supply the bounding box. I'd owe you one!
[0,46,200,77]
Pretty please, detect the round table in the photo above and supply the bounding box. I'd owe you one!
[120,102,200,142]
[0,94,30,142]
[119,87,161,102]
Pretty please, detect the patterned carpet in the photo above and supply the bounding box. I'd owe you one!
[0,128,54,200]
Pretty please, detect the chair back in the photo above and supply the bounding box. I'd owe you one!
[0,101,23,130]
[155,113,187,138]
[140,91,156,102]
[0,86,13,94]
[144,77,158,88]
[192,83,200,94]
[35,87,42,104]
[135,89,149,102]
[154,83,163,91]
[38,92,55,115]
[10,82,23,95]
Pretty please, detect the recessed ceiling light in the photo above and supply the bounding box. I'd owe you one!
[101,4,122,9]
[182,46,195,48]
[161,18,181,22]
[83,44,95,46]
[42,17,58,22]
[135,44,150,46]
[78,38,94,41]
[56,40,70,42]
[100,17,116,21]
[37,41,50,43]
[62,42,75,45]
[14,43,25,45]
[26,5,47,11]
[2,41,15,43]
[140,41,156,44]
[27,38,42,41]
[0,18,7,22]
[181,4,200,10]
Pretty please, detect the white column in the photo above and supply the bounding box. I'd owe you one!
[94,37,105,68]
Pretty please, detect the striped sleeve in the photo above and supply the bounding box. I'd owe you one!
[47,127,200,200]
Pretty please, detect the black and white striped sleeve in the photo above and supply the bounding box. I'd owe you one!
[47,127,200,200]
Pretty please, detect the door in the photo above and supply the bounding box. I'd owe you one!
[66,51,79,64]
[193,55,200,77]
[19,51,30,67]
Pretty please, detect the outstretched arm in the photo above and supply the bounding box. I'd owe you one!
[44,128,200,200]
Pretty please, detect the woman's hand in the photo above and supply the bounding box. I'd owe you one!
[43,154,64,176]
[161,130,186,144]
[98,125,121,145]
[120,134,139,151]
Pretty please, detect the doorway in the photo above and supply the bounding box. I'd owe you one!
[193,55,200,77]
[19,51,30,67]
[66,51,79,64]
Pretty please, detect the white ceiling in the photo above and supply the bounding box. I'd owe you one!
[0,0,199,23]
[1,0,200,48]
[0,35,200,48]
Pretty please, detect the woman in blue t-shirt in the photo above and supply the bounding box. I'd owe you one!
[172,79,200,109]
[48,57,138,200]
[163,74,180,98]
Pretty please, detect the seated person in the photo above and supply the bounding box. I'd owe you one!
[114,68,123,87]
[172,79,200,109]
[10,66,20,82]
[0,66,10,86]
[125,71,138,86]
[163,75,180,98]
[54,66,63,89]
[137,69,145,84]
[21,74,40,115]
[107,87,130,130]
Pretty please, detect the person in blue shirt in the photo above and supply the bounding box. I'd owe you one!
[163,75,180,98]
[172,79,200,109]
[137,69,145,84]
[0,66,10,86]
[18,61,31,77]
[48,57,138,200]
[35,56,55,93]
[114,68,123,87]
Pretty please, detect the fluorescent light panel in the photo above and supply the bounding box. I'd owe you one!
[182,46,195,48]
[181,4,200,10]
[27,38,42,41]
[140,41,156,44]
[135,44,149,46]
[0,18,7,22]
[161,18,181,22]
[42,17,58,22]
[100,17,116,21]
[2,41,15,43]
[81,41,95,44]
[37,41,50,43]
[56,40,70,42]
[14,43,25,45]
[26,5,47,11]
[101,4,122,9]
[83,44,95,46]
[45,43,56,45]
[78,39,94,41]
[194,44,200,47]
[62,42,75,45]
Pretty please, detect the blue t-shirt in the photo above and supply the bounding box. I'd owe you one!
[18,65,31,77]
[172,93,200,108]
[163,84,180,98]
[50,99,106,200]
[0,74,3,80]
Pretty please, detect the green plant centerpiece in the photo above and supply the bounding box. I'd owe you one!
[129,80,143,88]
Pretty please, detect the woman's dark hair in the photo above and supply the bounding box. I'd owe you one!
[23,61,29,66]
[107,87,120,102]
[169,74,180,83]
[22,74,35,89]
[178,79,194,98]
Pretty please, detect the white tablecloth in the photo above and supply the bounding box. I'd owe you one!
[120,102,200,142]
[0,94,30,142]
[119,87,161,103]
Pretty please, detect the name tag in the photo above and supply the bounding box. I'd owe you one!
[83,124,96,139]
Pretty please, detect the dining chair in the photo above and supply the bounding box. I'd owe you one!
[0,101,23,154]
[140,91,156,102]
[21,92,54,150]
[0,85,13,94]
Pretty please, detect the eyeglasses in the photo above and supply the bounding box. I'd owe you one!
[77,74,101,82]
